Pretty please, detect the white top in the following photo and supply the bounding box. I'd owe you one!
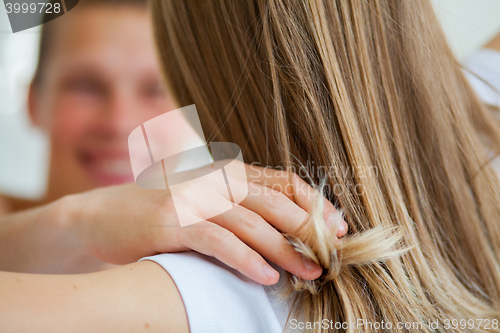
[140,48,500,333]
[464,48,500,177]
[464,48,500,107]
[140,252,289,333]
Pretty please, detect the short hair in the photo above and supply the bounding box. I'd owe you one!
[32,0,147,86]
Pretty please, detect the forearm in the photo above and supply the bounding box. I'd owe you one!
[0,195,107,273]
[0,261,188,333]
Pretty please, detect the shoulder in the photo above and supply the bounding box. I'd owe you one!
[0,195,11,216]
[0,194,45,216]
[141,251,284,333]
[484,32,500,53]
[464,47,500,107]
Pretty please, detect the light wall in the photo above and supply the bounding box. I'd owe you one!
[432,0,500,60]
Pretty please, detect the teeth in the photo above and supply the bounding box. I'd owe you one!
[99,160,131,175]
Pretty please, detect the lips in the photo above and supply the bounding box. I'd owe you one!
[79,150,135,186]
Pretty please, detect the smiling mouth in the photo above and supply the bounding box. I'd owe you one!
[80,151,135,186]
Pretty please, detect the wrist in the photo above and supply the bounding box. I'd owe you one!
[38,193,92,272]
[45,194,83,238]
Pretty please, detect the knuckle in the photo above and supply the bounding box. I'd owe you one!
[173,182,197,198]
[289,172,301,184]
[240,249,260,267]
[176,224,210,246]
[210,227,235,245]
[240,211,266,230]
[265,190,289,209]
[156,193,176,215]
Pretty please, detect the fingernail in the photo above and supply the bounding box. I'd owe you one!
[326,212,342,229]
[338,220,347,233]
[262,264,279,280]
[302,257,321,272]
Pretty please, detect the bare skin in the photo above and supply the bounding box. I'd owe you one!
[485,32,500,52]
[0,260,190,333]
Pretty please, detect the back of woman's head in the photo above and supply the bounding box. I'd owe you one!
[151,0,500,331]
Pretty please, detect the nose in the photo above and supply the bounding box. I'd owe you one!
[102,88,142,138]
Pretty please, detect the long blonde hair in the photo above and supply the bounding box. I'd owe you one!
[151,0,500,331]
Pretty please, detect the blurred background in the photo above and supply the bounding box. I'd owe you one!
[1,0,500,199]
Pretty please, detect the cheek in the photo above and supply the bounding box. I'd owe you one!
[141,94,179,122]
[49,96,97,149]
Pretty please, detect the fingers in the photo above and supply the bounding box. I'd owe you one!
[240,181,309,233]
[211,205,322,280]
[175,221,280,285]
[244,164,348,237]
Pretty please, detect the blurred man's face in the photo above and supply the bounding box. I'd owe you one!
[31,6,177,195]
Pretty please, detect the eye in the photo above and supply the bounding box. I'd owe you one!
[140,80,166,99]
[64,77,106,97]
